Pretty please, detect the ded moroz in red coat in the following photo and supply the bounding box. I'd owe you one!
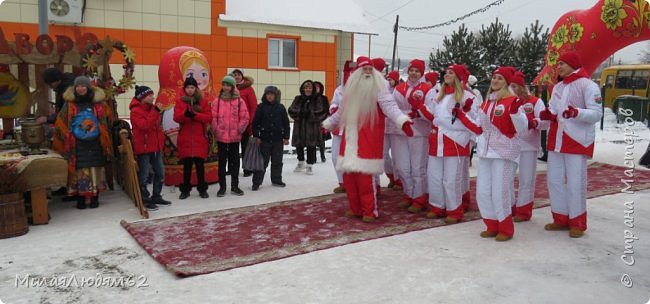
[173,93,212,159]
[323,84,409,175]
[129,98,165,155]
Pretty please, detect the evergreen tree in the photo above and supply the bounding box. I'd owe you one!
[475,18,515,82]
[428,24,481,76]
[513,20,549,84]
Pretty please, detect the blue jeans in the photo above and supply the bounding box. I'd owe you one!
[136,152,164,200]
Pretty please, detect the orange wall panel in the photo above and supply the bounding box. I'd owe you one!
[256,53,267,68]
[211,36,227,51]
[141,48,161,64]
[226,36,243,53]
[177,34,195,47]
[141,31,161,48]
[194,36,211,52]
[300,42,313,57]
[242,37,257,52]
[312,56,327,71]
[124,30,143,48]
[300,56,313,70]
[226,52,242,67]
[211,51,229,67]
[242,52,258,67]
[159,33,179,49]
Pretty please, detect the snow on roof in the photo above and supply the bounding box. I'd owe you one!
[219,0,377,35]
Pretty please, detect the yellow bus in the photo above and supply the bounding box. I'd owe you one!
[600,64,650,108]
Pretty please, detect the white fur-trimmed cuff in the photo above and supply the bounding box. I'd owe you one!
[393,114,410,130]
[322,118,335,131]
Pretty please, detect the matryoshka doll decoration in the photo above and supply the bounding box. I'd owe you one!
[156,47,219,186]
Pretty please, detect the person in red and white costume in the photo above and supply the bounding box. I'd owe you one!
[329,60,355,194]
[510,71,549,222]
[383,70,402,190]
[322,56,413,222]
[538,51,602,238]
[455,66,528,241]
[462,74,482,208]
[416,64,477,223]
[424,71,441,98]
[389,59,433,213]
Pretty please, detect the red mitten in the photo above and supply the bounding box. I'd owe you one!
[408,109,420,119]
[539,108,557,122]
[510,98,523,114]
[408,89,426,109]
[402,121,414,137]
[462,98,473,112]
[562,106,579,119]
[528,119,538,130]
[453,106,482,135]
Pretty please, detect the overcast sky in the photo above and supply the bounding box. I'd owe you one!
[352,0,647,65]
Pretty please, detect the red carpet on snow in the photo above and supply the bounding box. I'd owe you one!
[121,162,650,277]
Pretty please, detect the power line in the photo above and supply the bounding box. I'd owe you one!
[463,0,536,25]
[399,0,506,31]
[375,0,418,21]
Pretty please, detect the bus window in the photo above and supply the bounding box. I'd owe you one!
[616,70,633,89]
[632,70,650,89]
[605,75,615,88]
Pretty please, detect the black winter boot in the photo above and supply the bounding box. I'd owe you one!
[76,196,87,209]
[89,195,99,208]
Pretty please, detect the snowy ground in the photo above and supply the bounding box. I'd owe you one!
[1,110,649,304]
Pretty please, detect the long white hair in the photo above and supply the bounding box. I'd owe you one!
[341,68,386,127]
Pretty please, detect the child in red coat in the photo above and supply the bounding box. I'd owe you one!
[129,85,171,210]
[174,76,212,199]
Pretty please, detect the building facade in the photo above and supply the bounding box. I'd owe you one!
[0,0,371,116]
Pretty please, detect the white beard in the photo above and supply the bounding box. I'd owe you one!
[341,69,385,127]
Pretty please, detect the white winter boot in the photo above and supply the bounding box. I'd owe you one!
[306,164,313,175]
[294,161,306,172]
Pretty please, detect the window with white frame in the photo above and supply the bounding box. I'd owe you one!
[268,38,296,68]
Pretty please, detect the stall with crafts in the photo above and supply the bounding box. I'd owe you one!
[0,26,141,238]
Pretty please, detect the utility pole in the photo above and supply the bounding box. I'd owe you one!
[391,15,399,71]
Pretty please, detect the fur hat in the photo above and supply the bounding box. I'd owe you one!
[184,75,198,89]
[73,76,92,89]
[43,67,64,84]
[372,58,386,72]
[222,75,236,87]
[424,71,439,84]
[356,56,372,68]
[493,66,517,84]
[408,59,425,75]
[263,85,281,102]
[511,71,526,87]
[134,85,154,100]
[558,51,582,69]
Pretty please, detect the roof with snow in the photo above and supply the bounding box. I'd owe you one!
[219,0,377,35]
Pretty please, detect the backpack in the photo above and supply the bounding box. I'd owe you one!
[72,108,100,141]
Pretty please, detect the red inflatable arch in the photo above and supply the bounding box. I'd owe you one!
[534,0,650,86]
